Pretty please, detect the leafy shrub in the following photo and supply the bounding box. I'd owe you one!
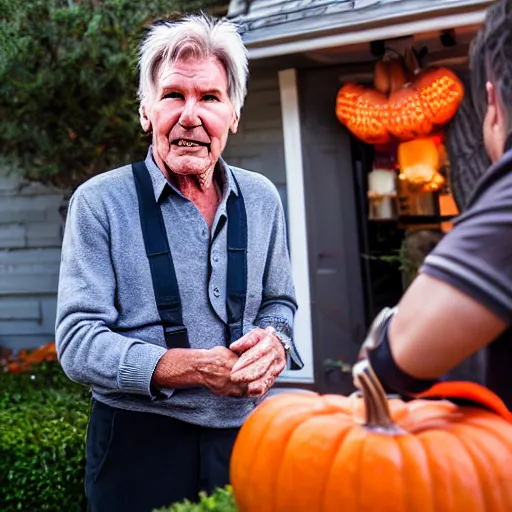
[0,361,90,512]
[0,354,238,511]
[0,0,228,190]
[154,486,238,512]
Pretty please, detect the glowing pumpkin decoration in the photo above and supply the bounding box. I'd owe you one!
[416,67,465,126]
[230,361,512,512]
[335,50,464,144]
[335,84,391,145]
[398,136,440,185]
[386,83,435,140]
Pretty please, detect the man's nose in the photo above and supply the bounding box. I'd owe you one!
[178,99,201,129]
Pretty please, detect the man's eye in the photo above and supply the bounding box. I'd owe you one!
[163,92,183,99]
[203,94,219,102]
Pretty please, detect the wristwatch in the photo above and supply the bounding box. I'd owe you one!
[358,306,398,360]
[264,324,304,370]
[265,326,291,353]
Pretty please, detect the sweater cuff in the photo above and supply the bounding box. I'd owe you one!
[118,342,170,399]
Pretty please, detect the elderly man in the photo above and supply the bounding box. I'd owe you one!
[357,0,512,410]
[55,14,302,512]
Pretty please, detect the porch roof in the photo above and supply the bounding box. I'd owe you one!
[227,0,495,59]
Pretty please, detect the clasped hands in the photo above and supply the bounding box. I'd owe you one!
[203,327,287,398]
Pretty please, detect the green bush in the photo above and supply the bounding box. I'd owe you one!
[0,361,239,512]
[154,487,238,512]
[0,362,90,512]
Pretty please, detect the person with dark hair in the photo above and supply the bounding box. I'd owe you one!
[357,0,512,409]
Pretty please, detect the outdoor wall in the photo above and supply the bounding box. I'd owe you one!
[223,69,288,212]
[0,166,68,351]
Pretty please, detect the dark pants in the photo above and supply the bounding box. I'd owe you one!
[85,400,239,512]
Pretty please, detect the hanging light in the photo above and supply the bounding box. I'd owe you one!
[397,136,445,190]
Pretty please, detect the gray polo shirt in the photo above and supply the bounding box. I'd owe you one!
[55,147,298,428]
[420,148,512,408]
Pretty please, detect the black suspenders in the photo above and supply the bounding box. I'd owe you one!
[225,173,247,343]
[132,161,247,348]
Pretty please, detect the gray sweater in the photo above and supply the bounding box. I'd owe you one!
[55,149,298,428]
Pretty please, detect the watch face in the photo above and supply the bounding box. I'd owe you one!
[267,326,291,353]
[277,335,290,351]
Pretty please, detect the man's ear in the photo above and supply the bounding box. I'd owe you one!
[139,104,151,133]
[230,111,240,134]
[486,81,498,128]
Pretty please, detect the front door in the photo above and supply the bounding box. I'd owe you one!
[298,65,368,394]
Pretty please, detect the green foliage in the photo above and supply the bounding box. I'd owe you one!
[0,357,238,511]
[0,361,90,512]
[0,0,228,190]
[154,487,238,512]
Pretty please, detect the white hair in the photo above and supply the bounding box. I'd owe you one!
[138,14,249,116]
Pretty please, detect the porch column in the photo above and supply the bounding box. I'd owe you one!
[278,68,315,384]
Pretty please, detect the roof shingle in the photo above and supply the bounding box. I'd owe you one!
[228,0,494,47]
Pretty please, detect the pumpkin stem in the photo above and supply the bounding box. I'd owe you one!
[353,360,400,432]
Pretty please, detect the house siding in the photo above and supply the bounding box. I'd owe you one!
[223,70,288,211]
[0,167,68,350]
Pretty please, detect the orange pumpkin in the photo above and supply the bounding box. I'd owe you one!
[386,84,434,140]
[6,341,57,373]
[335,84,391,145]
[416,67,466,126]
[374,60,390,95]
[374,55,408,95]
[336,54,464,144]
[230,362,512,512]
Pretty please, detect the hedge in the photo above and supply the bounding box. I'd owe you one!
[0,362,89,511]
[0,360,238,511]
